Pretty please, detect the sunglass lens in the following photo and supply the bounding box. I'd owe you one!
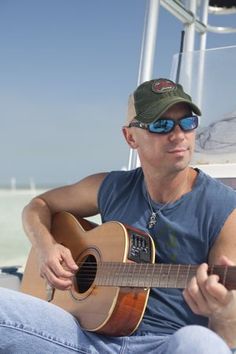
[180,116,198,131]
[149,119,174,133]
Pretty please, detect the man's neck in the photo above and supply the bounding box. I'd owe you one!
[144,167,197,204]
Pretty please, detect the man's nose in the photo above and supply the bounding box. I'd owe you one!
[168,124,185,141]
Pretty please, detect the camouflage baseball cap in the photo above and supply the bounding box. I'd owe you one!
[125,78,201,125]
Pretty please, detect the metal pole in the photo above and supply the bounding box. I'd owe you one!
[182,0,197,92]
[175,30,185,84]
[137,0,160,84]
[183,0,196,52]
[200,0,209,51]
[196,0,209,109]
[161,0,206,34]
[128,0,160,170]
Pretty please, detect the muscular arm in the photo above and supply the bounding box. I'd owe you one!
[207,208,236,348]
[22,172,107,289]
[183,208,236,349]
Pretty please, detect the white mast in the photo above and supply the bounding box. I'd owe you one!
[128,0,160,170]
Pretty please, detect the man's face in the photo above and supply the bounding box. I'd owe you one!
[126,102,197,175]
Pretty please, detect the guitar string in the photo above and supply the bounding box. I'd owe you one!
[70,263,234,271]
[70,263,233,286]
[70,267,232,280]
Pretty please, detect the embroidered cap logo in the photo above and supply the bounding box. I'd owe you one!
[151,79,177,94]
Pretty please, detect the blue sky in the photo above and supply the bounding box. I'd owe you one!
[0,0,236,187]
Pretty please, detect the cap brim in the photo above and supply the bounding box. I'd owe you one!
[136,97,201,123]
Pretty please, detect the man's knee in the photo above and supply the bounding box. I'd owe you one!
[167,325,231,354]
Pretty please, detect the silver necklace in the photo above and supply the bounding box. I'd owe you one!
[146,191,170,229]
[145,171,191,229]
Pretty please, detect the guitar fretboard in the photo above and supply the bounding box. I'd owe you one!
[92,263,236,290]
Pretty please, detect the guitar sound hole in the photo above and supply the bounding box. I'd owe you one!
[75,255,97,293]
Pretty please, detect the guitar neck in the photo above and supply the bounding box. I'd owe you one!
[94,263,236,290]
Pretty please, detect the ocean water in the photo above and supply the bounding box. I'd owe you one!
[0,189,101,269]
[0,189,43,268]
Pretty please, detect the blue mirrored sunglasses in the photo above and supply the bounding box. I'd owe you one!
[128,115,199,134]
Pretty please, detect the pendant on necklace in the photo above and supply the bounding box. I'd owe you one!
[147,211,158,229]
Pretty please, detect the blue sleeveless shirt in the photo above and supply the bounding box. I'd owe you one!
[97,168,236,335]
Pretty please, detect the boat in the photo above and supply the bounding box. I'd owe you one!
[1,0,236,288]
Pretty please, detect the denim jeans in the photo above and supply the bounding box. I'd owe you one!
[0,287,232,353]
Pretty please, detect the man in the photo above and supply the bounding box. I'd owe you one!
[1,78,236,353]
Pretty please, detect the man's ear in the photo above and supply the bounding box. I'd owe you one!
[122,127,138,149]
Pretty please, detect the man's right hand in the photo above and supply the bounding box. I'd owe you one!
[37,243,78,290]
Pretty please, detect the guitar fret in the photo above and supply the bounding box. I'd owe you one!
[150,263,155,287]
[109,263,114,286]
[121,263,128,286]
[132,263,139,287]
[115,263,121,286]
[139,263,148,287]
[144,264,152,287]
[223,265,227,287]
[175,264,180,288]
[160,264,171,287]
[158,264,163,287]
[131,263,136,287]
[168,264,180,287]
[158,264,167,287]
[178,267,189,288]
[185,264,190,288]
[167,264,172,287]
[135,264,140,287]
[160,264,173,287]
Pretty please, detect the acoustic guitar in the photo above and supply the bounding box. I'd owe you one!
[21,211,236,336]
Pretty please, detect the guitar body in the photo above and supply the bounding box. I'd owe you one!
[21,212,155,336]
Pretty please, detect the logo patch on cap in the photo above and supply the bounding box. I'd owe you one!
[152,79,176,94]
